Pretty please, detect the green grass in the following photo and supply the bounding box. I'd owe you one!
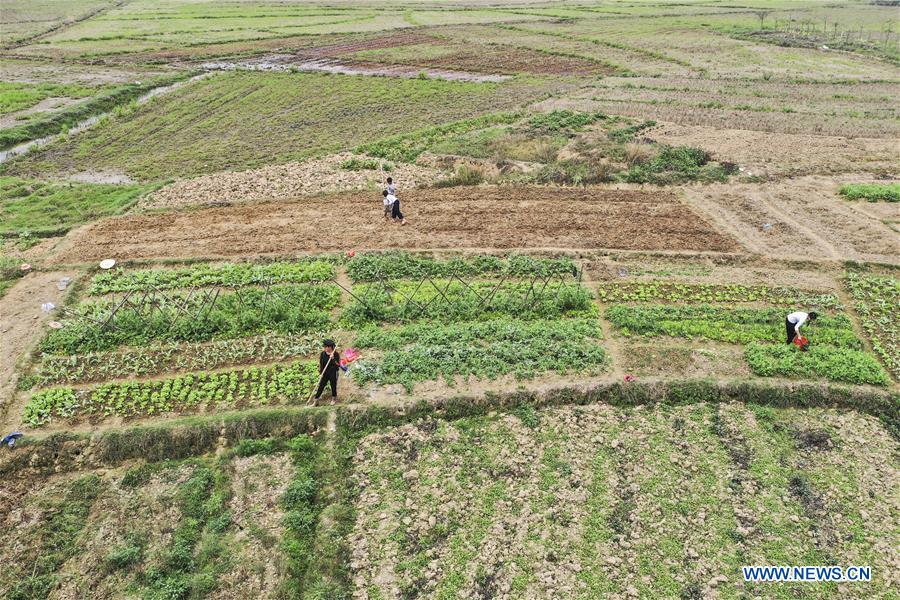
[839,183,900,202]
[3,474,104,599]
[0,82,96,115]
[8,72,551,180]
[0,175,154,235]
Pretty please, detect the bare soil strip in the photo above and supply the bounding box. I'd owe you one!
[0,271,76,413]
[49,188,737,263]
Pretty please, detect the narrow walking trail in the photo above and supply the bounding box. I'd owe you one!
[0,271,77,422]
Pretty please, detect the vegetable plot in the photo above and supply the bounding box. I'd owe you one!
[846,272,899,380]
[346,252,576,283]
[88,260,336,295]
[352,317,606,390]
[605,304,888,385]
[24,361,318,426]
[596,281,841,308]
[344,279,594,326]
[41,284,340,354]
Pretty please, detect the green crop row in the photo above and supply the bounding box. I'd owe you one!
[596,281,841,308]
[88,260,335,295]
[605,304,861,348]
[745,343,889,386]
[846,273,898,379]
[346,251,576,283]
[356,111,521,163]
[352,317,606,390]
[23,361,318,427]
[344,280,595,325]
[41,284,340,354]
[35,332,323,387]
[839,183,900,203]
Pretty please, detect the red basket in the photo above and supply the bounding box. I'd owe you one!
[793,335,809,351]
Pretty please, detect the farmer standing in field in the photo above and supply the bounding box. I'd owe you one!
[786,310,817,345]
[383,190,407,225]
[313,339,341,402]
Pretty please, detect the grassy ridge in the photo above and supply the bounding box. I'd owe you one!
[0,175,154,235]
[7,72,550,180]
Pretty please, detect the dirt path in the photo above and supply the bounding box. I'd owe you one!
[49,187,737,264]
[0,271,76,417]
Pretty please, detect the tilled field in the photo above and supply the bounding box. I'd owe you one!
[350,403,899,599]
[50,188,737,263]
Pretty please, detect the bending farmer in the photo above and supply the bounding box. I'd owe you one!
[786,311,817,345]
[314,339,341,401]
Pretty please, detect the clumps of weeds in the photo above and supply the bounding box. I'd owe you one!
[788,474,823,512]
[620,145,737,185]
[533,156,615,185]
[433,164,487,187]
[340,157,392,171]
[104,532,147,572]
[711,407,754,470]
[474,564,500,599]
[233,437,283,457]
[794,428,835,451]
[514,403,540,429]
[680,584,703,599]
[608,490,635,535]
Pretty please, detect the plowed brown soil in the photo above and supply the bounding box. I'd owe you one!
[50,187,736,263]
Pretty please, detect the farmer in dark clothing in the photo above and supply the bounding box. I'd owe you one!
[314,339,341,401]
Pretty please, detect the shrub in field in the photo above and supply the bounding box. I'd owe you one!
[605,304,860,348]
[36,332,323,386]
[846,272,898,379]
[597,281,841,308]
[745,343,889,386]
[607,120,656,143]
[88,260,335,295]
[352,318,607,390]
[619,145,736,184]
[533,156,615,185]
[339,157,387,171]
[23,361,318,426]
[526,110,605,133]
[346,252,576,282]
[433,164,486,188]
[344,280,594,325]
[41,284,339,354]
[839,183,900,202]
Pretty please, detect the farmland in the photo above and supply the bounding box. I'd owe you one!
[1,0,898,598]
